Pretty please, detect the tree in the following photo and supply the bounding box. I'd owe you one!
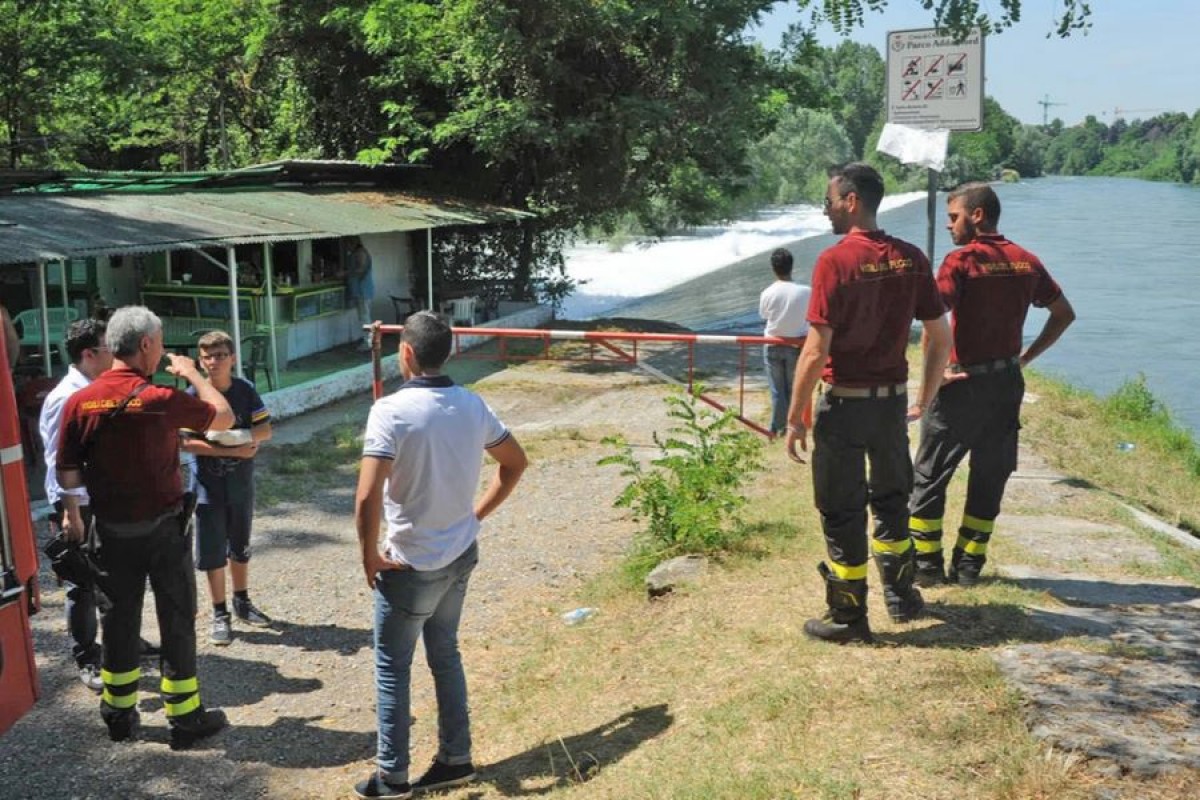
[351,0,779,295]
[746,106,853,204]
[943,97,1020,183]
[780,39,883,158]
[1044,116,1106,175]
[0,0,122,167]
[803,0,1091,38]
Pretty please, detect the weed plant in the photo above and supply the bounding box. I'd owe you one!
[599,386,764,576]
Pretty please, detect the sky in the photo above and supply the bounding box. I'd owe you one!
[746,0,1200,126]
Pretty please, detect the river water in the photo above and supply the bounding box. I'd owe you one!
[561,177,1200,438]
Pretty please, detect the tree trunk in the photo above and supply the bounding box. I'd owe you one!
[515,218,536,301]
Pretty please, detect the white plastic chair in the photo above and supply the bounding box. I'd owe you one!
[443,296,477,327]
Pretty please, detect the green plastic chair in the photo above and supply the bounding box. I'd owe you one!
[12,306,80,365]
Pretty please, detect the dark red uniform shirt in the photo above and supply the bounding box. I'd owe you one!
[58,367,216,523]
[937,234,1062,365]
[808,230,944,387]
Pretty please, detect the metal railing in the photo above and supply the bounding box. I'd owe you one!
[367,323,803,438]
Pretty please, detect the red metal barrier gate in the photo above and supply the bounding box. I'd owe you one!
[368,324,802,438]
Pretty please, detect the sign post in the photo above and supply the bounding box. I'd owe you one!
[885,27,985,262]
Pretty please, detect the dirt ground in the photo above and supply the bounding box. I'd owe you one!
[1,348,771,800]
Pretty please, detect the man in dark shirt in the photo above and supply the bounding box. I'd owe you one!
[58,305,235,747]
[909,183,1075,586]
[785,162,952,644]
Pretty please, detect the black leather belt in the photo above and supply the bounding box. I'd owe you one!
[953,356,1021,376]
[823,382,907,399]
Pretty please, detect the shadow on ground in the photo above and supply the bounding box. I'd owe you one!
[233,620,372,656]
[471,704,674,797]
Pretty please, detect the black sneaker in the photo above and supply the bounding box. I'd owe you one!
[139,638,162,658]
[78,662,104,693]
[802,614,874,644]
[354,774,413,800]
[413,760,476,793]
[211,612,233,646]
[105,710,140,742]
[233,596,273,627]
[169,707,228,750]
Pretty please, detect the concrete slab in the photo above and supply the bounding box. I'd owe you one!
[997,514,1163,568]
[998,565,1200,606]
[994,644,1200,776]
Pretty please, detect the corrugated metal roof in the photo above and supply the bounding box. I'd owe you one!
[0,188,527,265]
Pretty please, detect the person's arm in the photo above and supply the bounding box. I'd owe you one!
[1,304,18,368]
[355,455,403,589]
[58,468,87,542]
[1020,295,1076,368]
[251,421,272,443]
[475,435,527,522]
[785,323,833,463]
[909,315,953,422]
[165,353,234,430]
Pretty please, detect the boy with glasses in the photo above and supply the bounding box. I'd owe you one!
[182,330,273,645]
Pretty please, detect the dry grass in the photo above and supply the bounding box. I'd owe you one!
[392,435,1200,800]
[257,356,1200,799]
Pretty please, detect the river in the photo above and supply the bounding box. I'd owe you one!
[561,177,1200,438]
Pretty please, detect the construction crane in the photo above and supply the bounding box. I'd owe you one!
[1101,107,1166,120]
[1037,94,1067,126]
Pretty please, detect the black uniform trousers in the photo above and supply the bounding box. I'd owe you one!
[95,512,201,722]
[811,391,913,581]
[909,366,1024,559]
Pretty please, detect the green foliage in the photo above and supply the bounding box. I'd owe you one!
[812,0,1091,38]
[598,388,765,569]
[942,97,1020,184]
[746,107,854,205]
[1104,374,1168,424]
[1102,375,1200,478]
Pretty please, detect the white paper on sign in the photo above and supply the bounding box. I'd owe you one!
[876,123,950,171]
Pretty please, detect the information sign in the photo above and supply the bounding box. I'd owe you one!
[886,27,984,131]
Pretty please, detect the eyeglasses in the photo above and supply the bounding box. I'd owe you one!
[824,192,853,211]
[200,351,232,361]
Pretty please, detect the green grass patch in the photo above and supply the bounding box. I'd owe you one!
[1023,370,1200,535]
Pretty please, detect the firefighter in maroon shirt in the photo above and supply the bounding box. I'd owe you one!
[58,305,235,748]
[785,163,952,644]
[909,183,1075,587]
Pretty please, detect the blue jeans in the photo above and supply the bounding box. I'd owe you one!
[52,503,102,666]
[374,541,478,783]
[65,580,100,666]
[764,345,799,435]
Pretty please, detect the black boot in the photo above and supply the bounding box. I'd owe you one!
[103,709,140,742]
[875,549,925,623]
[914,551,946,588]
[169,706,228,750]
[948,547,985,586]
[803,563,873,644]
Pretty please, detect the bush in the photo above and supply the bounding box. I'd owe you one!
[1104,374,1166,423]
[599,387,765,569]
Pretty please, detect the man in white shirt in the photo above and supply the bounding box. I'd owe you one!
[758,248,811,437]
[353,311,527,800]
[38,318,113,691]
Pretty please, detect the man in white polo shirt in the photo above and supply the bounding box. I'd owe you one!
[758,247,811,437]
[353,311,527,800]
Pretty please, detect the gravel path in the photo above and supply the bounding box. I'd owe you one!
[3,354,765,799]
